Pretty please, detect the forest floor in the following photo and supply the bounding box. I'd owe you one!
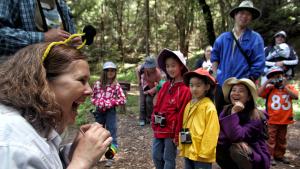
[78,113,300,169]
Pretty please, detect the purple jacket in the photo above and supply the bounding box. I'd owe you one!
[218,112,270,169]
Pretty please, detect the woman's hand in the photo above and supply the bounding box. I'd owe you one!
[236,142,252,155]
[68,123,112,169]
[231,101,244,114]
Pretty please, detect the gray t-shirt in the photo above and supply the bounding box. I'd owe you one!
[35,0,63,31]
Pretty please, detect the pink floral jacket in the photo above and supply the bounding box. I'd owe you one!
[91,81,126,112]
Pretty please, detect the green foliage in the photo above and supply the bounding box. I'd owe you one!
[187,50,203,70]
[256,97,266,110]
[76,98,94,126]
[118,68,137,84]
[126,94,139,110]
[294,110,300,121]
[117,94,139,115]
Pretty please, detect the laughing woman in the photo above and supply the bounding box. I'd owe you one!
[0,43,112,169]
[216,77,270,169]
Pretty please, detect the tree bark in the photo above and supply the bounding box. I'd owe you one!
[112,0,125,64]
[145,0,150,56]
[174,0,195,57]
[198,0,216,45]
[217,0,226,31]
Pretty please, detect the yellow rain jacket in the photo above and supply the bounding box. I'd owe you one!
[178,97,220,163]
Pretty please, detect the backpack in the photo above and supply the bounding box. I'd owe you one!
[261,111,269,140]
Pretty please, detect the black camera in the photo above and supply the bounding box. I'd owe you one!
[154,113,166,127]
[180,128,192,144]
[270,77,284,88]
[270,78,282,84]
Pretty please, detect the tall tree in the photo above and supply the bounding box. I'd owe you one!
[197,0,216,45]
[145,0,150,56]
[174,0,195,57]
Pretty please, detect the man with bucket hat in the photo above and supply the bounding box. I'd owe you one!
[211,0,265,114]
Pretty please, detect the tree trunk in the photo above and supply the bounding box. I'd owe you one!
[154,0,158,54]
[217,0,226,31]
[145,0,150,56]
[174,0,195,57]
[198,0,216,45]
[114,1,125,65]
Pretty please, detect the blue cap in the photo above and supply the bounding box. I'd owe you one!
[143,57,157,69]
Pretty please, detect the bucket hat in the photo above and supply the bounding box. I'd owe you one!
[274,31,287,38]
[157,48,188,75]
[103,61,117,70]
[222,77,257,103]
[143,56,157,69]
[183,68,216,86]
[229,0,261,20]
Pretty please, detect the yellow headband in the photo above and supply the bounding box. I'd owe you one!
[42,33,86,62]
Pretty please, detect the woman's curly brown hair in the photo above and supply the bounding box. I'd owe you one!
[0,43,87,135]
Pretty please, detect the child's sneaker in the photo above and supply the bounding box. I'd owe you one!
[139,120,145,126]
[105,159,113,167]
[271,158,277,166]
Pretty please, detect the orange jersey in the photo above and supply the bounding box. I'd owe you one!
[260,84,298,124]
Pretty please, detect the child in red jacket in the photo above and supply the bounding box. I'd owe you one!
[258,66,298,166]
[151,49,192,169]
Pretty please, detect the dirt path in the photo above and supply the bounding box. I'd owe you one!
[71,113,300,169]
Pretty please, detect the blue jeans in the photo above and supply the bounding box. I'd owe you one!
[152,138,177,169]
[94,107,118,146]
[184,158,212,169]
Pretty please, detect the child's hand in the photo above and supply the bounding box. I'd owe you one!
[231,101,244,114]
[266,78,274,87]
[266,78,273,84]
[173,138,178,146]
[282,77,287,87]
[145,88,156,96]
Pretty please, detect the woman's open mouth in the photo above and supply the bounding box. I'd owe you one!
[71,102,80,115]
